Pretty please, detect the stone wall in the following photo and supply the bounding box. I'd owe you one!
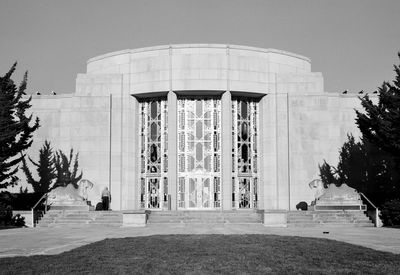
[18,44,367,210]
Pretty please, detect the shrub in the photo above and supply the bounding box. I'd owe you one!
[0,203,13,226]
[380,199,400,226]
[9,192,45,210]
[12,214,25,227]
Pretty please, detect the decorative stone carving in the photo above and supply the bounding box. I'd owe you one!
[318,184,360,202]
[78,179,94,201]
[48,185,87,206]
[314,184,365,210]
[308,179,325,201]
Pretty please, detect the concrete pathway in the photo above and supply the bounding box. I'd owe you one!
[0,224,399,258]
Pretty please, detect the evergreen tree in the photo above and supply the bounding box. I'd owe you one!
[318,160,338,187]
[319,134,399,206]
[0,63,40,189]
[19,186,28,194]
[53,149,82,189]
[21,140,56,193]
[336,135,366,186]
[356,53,400,163]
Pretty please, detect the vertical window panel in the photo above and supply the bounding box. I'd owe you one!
[139,99,168,210]
[232,99,259,209]
[177,97,221,209]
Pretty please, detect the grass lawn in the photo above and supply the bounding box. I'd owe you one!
[0,234,399,274]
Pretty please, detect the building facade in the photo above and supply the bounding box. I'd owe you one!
[26,44,362,211]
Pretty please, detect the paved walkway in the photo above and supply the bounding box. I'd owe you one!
[0,224,399,258]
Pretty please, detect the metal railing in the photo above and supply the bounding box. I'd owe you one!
[359,192,382,227]
[31,193,48,227]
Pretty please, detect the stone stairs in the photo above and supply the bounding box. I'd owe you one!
[36,210,374,227]
[36,210,123,227]
[147,210,262,224]
[287,210,374,227]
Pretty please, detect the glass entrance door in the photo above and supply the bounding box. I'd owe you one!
[147,177,161,209]
[177,97,222,210]
[233,177,258,209]
[188,177,212,209]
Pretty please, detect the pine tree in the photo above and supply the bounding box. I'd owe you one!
[336,134,366,187]
[318,160,338,187]
[319,134,400,206]
[21,140,56,193]
[53,149,82,189]
[0,63,40,189]
[356,53,400,163]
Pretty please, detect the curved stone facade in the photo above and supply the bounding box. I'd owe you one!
[26,44,362,211]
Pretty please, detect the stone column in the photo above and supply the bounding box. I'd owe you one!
[221,91,232,210]
[131,97,139,210]
[167,91,178,210]
[276,93,290,210]
[259,94,278,210]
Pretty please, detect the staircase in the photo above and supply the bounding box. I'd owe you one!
[147,210,262,224]
[36,210,374,227]
[287,210,374,227]
[36,210,123,227]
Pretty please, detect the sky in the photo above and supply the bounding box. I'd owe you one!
[0,0,399,95]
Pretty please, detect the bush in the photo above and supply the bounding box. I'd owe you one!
[0,203,13,226]
[380,199,400,226]
[12,214,25,227]
[9,192,45,210]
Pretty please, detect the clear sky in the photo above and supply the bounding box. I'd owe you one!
[1,0,399,94]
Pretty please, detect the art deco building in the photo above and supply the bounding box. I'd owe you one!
[26,44,362,211]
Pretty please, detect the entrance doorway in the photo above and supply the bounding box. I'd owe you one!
[146,177,161,209]
[233,177,258,209]
[188,177,212,209]
[178,175,221,209]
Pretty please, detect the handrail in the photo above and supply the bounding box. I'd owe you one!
[31,193,48,227]
[359,192,378,209]
[359,192,381,227]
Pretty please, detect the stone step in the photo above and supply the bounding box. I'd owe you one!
[54,219,90,223]
[90,219,122,223]
[94,217,123,221]
[287,222,374,228]
[287,210,374,227]
[288,213,369,218]
[148,213,261,224]
[55,216,91,220]
[288,217,313,221]
[88,222,122,227]
[35,210,125,227]
[59,217,92,221]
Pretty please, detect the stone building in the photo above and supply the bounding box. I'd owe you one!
[25,44,363,211]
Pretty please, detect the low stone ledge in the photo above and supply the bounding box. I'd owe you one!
[122,211,147,227]
[263,211,287,227]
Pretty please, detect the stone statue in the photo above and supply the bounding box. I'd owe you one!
[47,185,86,206]
[317,184,361,202]
[314,183,364,210]
[78,179,94,201]
[308,179,325,201]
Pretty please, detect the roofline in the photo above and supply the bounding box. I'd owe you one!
[87,44,311,64]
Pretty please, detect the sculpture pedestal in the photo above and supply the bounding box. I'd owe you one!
[122,211,147,227]
[263,211,287,227]
[50,204,92,211]
[314,184,366,211]
[48,185,91,211]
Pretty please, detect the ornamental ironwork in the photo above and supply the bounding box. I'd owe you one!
[232,99,259,209]
[177,98,221,209]
[139,99,168,209]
